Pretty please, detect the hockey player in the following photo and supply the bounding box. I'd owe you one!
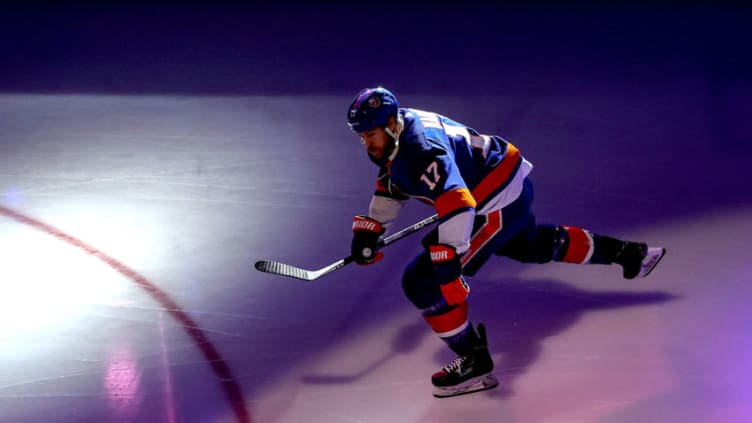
[346,87,666,398]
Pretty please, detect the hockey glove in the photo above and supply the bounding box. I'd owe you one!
[429,244,470,305]
[351,215,385,265]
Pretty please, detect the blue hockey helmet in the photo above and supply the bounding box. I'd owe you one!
[346,87,399,133]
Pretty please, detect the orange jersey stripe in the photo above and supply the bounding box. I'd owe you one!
[461,209,502,266]
[434,188,477,219]
[423,302,469,334]
[471,143,521,206]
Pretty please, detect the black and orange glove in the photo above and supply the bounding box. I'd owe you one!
[351,215,385,265]
[429,244,470,305]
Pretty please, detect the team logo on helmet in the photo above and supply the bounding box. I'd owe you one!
[367,96,381,108]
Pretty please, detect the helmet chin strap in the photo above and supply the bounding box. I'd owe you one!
[384,113,404,162]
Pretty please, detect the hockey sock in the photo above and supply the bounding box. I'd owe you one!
[440,323,479,356]
[423,302,475,355]
[554,226,595,264]
[553,227,635,266]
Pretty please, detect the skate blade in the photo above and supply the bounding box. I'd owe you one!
[433,373,499,398]
[639,247,666,278]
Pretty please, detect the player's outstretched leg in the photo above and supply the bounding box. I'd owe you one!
[432,323,498,398]
[498,224,667,280]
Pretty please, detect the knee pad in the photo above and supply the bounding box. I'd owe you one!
[506,224,562,264]
[504,224,584,264]
[539,224,567,262]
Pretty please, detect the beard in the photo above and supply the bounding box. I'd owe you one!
[367,137,396,167]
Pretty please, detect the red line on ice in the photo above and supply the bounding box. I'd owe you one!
[0,205,252,423]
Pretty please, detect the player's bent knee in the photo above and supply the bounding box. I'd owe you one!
[532,224,563,263]
[503,224,561,264]
[402,253,443,309]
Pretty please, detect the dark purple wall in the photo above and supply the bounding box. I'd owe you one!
[1,2,749,95]
[1,2,749,156]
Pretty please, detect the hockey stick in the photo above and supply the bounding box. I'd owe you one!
[254,213,439,281]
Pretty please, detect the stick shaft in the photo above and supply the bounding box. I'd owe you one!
[379,213,438,248]
[255,213,438,281]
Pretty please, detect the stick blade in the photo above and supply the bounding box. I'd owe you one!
[255,260,314,281]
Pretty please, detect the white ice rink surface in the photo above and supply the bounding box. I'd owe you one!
[0,90,750,423]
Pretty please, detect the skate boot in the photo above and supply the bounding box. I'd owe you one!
[617,242,666,279]
[432,323,499,398]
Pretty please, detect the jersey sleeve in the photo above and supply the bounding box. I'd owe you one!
[368,195,405,232]
[368,168,408,231]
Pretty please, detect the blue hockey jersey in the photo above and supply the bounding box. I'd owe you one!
[368,108,533,254]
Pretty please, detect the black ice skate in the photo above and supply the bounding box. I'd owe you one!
[432,323,499,398]
[618,242,666,279]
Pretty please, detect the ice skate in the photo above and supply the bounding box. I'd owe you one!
[619,242,666,279]
[432,323,498,398]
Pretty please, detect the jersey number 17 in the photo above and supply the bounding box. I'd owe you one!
[420,161,440,191]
